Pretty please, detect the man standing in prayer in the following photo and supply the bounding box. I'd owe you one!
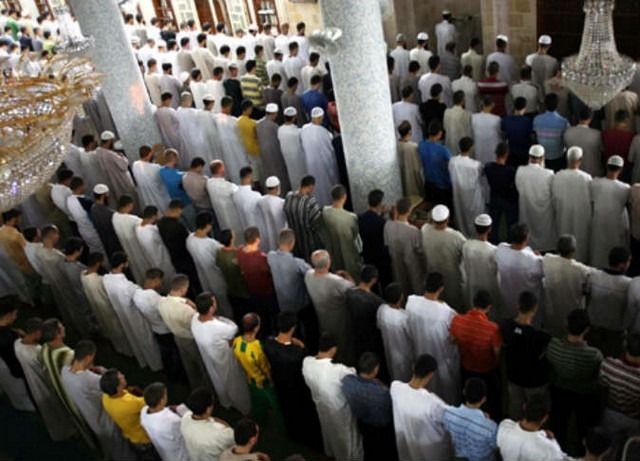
[418,55,452,106]
[392,85,424,143]
[516,145,556,252]
[66,178,105,255]
[564,107,604,178]
[502,97,534,167]
[421,205,466,310]
[358,189,392,289]
[136,206,176,288]
[190,292,251,415]
[452,65,479,114]
[278,106,307,190]
[155,93,183,152]
[283,175,324,260]
[258,176,286,252]
[443,90,472,154]
[159,63,181,109]
[410,33,431,77]
[478,61,509,117]
[206,161,244,244]
[449,138,486,238]
[406,272,460,404]
[132,145,171,212]
[396,121,424,198]
[533,93,570,172]
[257,103,291,192]
[176,92,207,169]
[484,143,519,243]
[322,185,361,278]
[590,156,630,269]
[472,96,503,165]
[90,184,124,258]
[300,107,338,207]
[213,97,249,184]
[391,354,451,461]
[232,166,263,232]
[511,66,541,115]
[551,146,592,262]
[303,333,364,461]
[460,38,484,82]
[284,42,305,95]
[377,283,413,382]
[95,131,138,207]
[112,195,149,284]
[528,35,558,92]
[419,121,453,208]
[486,35,516,86]
[390,33,410,80]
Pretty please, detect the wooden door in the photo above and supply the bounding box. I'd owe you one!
[252,0,279,27]
[211,0,228,25]
[151,0,175,22]
[537,0,640,61]
[194,0,214,26]
[34,0,51,16]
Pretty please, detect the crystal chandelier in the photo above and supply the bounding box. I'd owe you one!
[562,0,637,109]
[0,1,100,212]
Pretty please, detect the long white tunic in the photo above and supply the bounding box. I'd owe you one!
[136,223,176,289]
[495,244,544,322]
[302,357,363,461]
[390,46,410,79]
[443,106,473,154]
[213,113,249,184]
[542,254,592,337]
[283,55,305,95]
[190,316,251,414]
[551,169,592,262]
[232,184,263,231]
[103,273,162,371]
[452,75,479,113]
[516,163,556,251]
[406,295,460,404]
[590,177,630,269]
[198,109,224,164]
[278,123,307,191]
[176,107,208,169]
[185,234,233,319]
[497,419,566,461]
[449,156,486,238]
[204,80,226,113]
[409,47,432,76]
[66,195,105,255]
[131,160,171,212]
[51,184,72,216]
[471,112,502,165]
[390,381,451,461]
[190,82,208,110]
[140,406,189,461]
[155,107,183,152]
[461,239,503,318]
[300,123,338,208]
[377,304,413,382]
[206,177,244,244]
[257,194,286,252]
[421,225,466,310]
[112,212,150,285]
[392,101,424,143]
[435,20,457,56]
[485,51,516,86]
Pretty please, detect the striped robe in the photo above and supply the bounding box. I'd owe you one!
[283,191,324,261]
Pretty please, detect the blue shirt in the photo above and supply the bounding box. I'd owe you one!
[443,404,498,461]
[532,111,569,160]
[418,140,452,189]
[501,115,533,160]
[159,166,191,205]
[341,375,393,428]
[301,89,329,126]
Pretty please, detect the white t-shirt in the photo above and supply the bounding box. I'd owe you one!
[497,419,568,461]
[180,412,235,461]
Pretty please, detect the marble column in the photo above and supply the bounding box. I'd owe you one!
[319,0,402,212]
[70,0,161,157]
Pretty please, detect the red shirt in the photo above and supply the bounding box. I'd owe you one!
[236,247,275,297]
[477,76,509,117]
[602,128,635,164]
[450,310,502,372]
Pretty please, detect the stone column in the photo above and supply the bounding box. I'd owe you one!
[319,0,401,212]
[69,0,161,157]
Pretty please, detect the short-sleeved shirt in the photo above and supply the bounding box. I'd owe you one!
[501,115,533,162]
[500,319,551,387]
[546,338,602,394]
[232,337,271,388]
[532,111,570,160]
[237,115,260,156]
[599,356,640,419]
[443,404,498,461]
[236,248,275,297]
[484,162,518,203]
[450,310,502,373]
[418,140,452,189]
[159,166,191,205]
[216,248,251,299]
[478,76,509,116]
[342,374,393,428]
[102,391,151,444]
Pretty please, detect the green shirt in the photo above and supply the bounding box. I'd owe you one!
[216,248,250,299]
[547,338,602,394]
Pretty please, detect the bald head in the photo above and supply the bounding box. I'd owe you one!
[310,250,330,271]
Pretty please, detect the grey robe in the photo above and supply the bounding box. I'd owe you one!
[321,207,362,280]
[281,92,308,127]
[563,125,604,178]
[56,259,99,335]
[95,147,138,206]
[256,118,291,193]
[384,220,425,296]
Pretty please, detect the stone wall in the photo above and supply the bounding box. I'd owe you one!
[281,0,323,33]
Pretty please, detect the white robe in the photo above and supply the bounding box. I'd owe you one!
[135,223,176,288]
[551,168,592,262]
[471,112,502,165]
[590,177,630,269]
[452,75,479,113]
[443,106,473,154]
[406,295,460,404]
[155,106,183,152]
[448,156,486,238]
[131,160,171,212]
[0,356,35,412]
[266,59,286,90]
[198,109,224,164]
[278,123,307,191]
[461,239,503,317]
[112,212,150,285]
[390,381,451,461]
[103,273,163,371]
[486,51,516,86]
[206,177,244,244]
[300,123,338,208]
[390,46,410,79]
[13,340,77,440]
[516,163,556,251]
[190,81,208,110]
[213,113,249,185]
[377,304,414,382]
[435,20,458,56]
[79,150,108,194]
[392,101,423,143]
[66,195,105,255]
[302,357,364,461]
[232,184,263,230]
[409,47,432,76]
[185,234,233,319]
[257,194,286,252]
[190,316,251,414]
[283,55,305,95]
[204,80,226,113]
[176,107,208,169]
[140,406,190,461]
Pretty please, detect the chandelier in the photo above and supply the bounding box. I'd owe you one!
[0,2,100,212]
[562,0,636,109]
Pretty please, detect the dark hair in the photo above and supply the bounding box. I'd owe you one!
[430,83,443,98]
[144,382,167,408]
[287,77,299,88]
[459,137,474,153]
[584,427,612,457]
[509,223,529,244]
[495,142,509,158]
[195,292,215,315]
[168,199,185,210]
[482,95,495,108]
[41,318,62,343]
[241,313,260,333]
[473,290,492,309]
[73,340,97,362]
[170,274,190,292]
[219,45,230,55]
[240,99,254,112]
[99,368,121,396]
[566,309,590,335]
[145,267,164,281]
[180,37,189,47]
[518,291,538,313]
[318,332,337,352]
[487,61,500,75]
[396,197,412,215]
[398,120,412,138]
[24,317,43,335]
[520,65,532,80]
[523,394,550,423]
[384,283,403,304]
[219,229,233,246]
[187,387,213,415]
[579,106,593,121]
[401,85,414,99]
[614,109,630,123]
[0,209,21,223]
[544,93,559,112]
[453,90,465,105]
[514,96,527,111]
[464,377,487,404]
[81,135,95,148]
[244,226,260,244]
[358,352,380,375]
[428,120,443,137]
[413,354,437,378]
[117,194,134,210]
[424,272,444,293]
[310,75,322,86]
[195,212,213,230]
[245,59,256,72]
[23,227,38,242]
[161,91,173,102]
[609,246,630,268]
[64,237,84,256]
[557,235,576,257]
[360,265,379,284]
[367,189,384,208]
[233,418,258,445]
[57,169,74,182]
[409,60,420,73]
[277,311,297,333]
[143,205,158,219]
[428,55,440,71]
[331,184,347,202]
[69,176,84,191]
[111,251,128,268]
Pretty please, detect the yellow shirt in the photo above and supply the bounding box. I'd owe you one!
[237,116,260,157]
[102,391,151,444]
[232,337,271,388]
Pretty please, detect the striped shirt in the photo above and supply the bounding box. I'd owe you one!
[443,404,498,461]
[283,191,323,261]
[546,338,602,394]
[232,337,272,388]
[532,111,570,160]
[450,310,502,372]
[599,357,640,419]
[240,74,264,108]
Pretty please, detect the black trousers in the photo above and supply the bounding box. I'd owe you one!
[550,386,601,457]
[154,332,186,384]
[489,197,518,244]
[359,421,398,461]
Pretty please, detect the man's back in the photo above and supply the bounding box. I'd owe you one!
[180,412,234,461]
[563,125,603,177]
[102,391,150,445]
[345,288,384,359]
[418,140,452,189]
[140,407,189,461]
[500,318,550,388]
[497,418,565,461]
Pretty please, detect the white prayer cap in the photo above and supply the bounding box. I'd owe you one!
[157,39,167,48]
[248,23,258,31]
[474,214,492,226]
[130,36,140,45]
[396,33,406,42]
[442,9,452,15]
[181,91,192,99]
[431,205,450,222]
[311,107,325,119]
[203,94,215,103]
[567,146,583,163]
[100,130,115,141]
[265,176,280,188]
[265,103,279,114]
[114,141,124,151]
[180,71,191,83]
[93,184,109,195]
[529,144,545,158]
[538,35,552,45]
[228,61,239,69]
[497,34,509,43]
[608,155,624,167]
[417,32,429,41]
[274,47,284,55]
[283,106,297,117]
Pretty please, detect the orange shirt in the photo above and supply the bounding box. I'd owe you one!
[450,310,502,373]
